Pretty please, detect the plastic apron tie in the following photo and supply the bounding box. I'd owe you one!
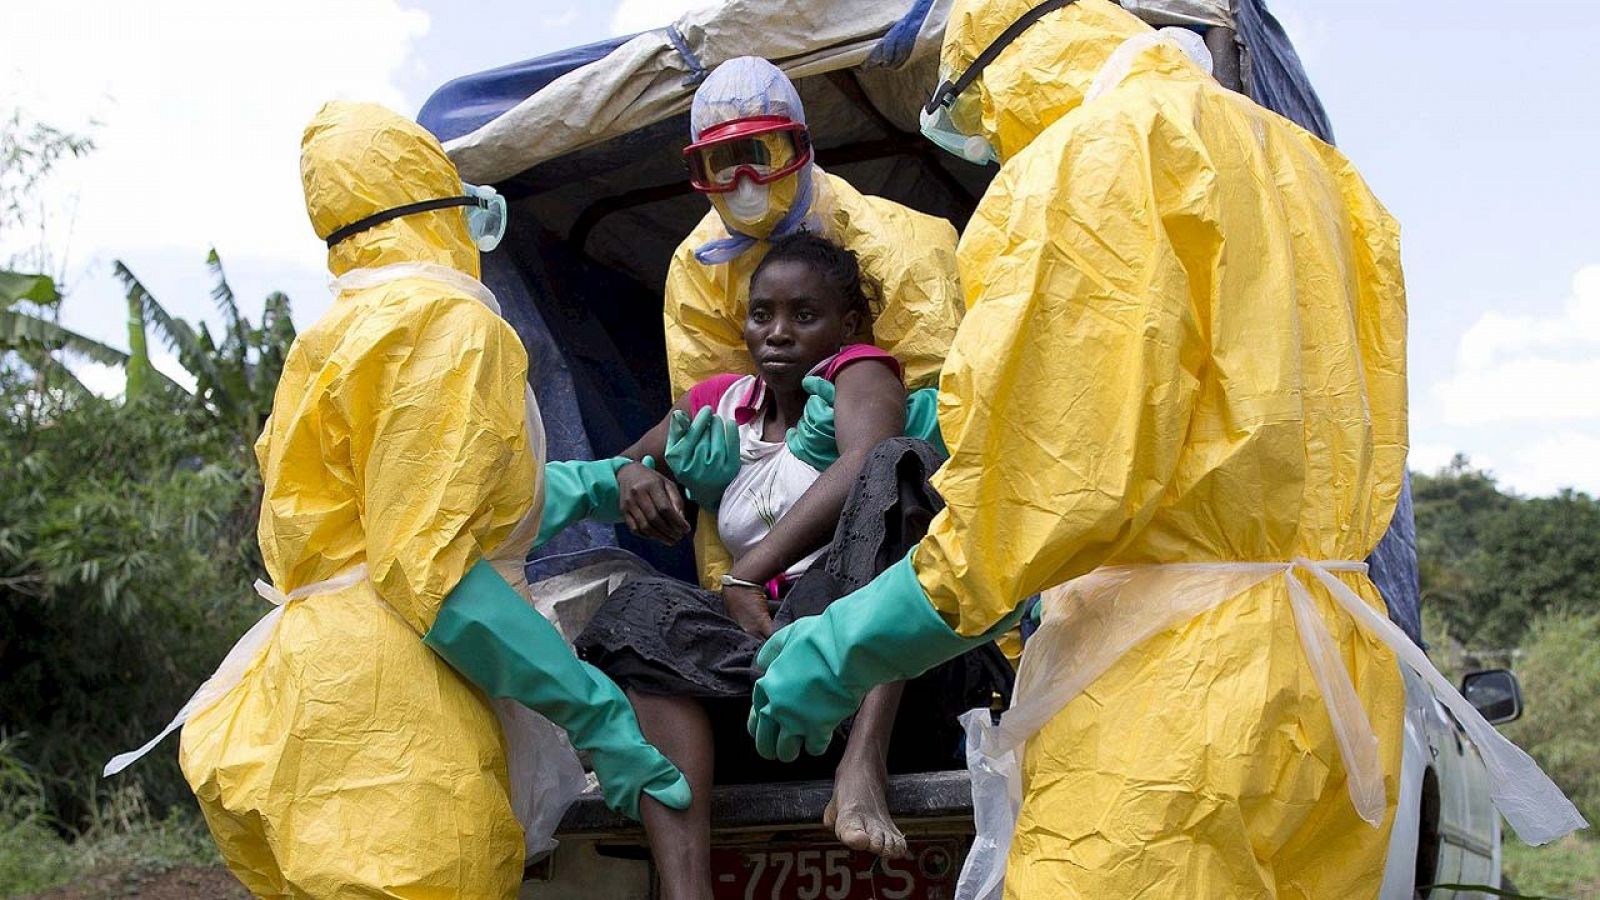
[953,559,1585,900]
[104,566,370,777]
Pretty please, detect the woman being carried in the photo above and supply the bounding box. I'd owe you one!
[576,233,1009,899]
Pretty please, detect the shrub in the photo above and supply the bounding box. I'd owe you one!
[1509,610,1600,827]
[0,381,260,828]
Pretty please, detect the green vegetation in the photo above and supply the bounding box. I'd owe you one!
[1,110,292,896]
[1503,836,1600,900]
[1415,458,1600,650]
[1,736,219,898]
[0,385,261,824]
[1415,462,1600,897]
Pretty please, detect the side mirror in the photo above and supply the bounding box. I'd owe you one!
[1461,669,1523,726]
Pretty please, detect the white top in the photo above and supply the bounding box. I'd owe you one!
[711,375,827,581]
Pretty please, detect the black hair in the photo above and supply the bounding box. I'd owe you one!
[750,231,879,321]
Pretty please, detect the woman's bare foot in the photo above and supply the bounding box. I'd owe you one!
[825,755,908,859]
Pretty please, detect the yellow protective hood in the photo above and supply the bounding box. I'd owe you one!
[301,100,480,279]
[939,0,1149,163]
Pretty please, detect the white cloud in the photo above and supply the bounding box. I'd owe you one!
[3,0,431,345]
[1434,265,1600,426]
[609,0,713,36]
[1408,442,1475,476]
[1496,432,1600,498]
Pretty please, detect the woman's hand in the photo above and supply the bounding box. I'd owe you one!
[616,460,691,544]
[722,584,775,639]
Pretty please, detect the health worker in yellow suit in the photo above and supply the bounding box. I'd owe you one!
[161,101,687,898]
[751,0,1415,895]
[751,2,1584,896]
[668,55,964,587]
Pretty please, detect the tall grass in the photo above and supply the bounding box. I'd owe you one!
[0,736,218,898]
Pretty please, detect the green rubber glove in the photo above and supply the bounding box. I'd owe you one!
[535,456,649,549]
[665,407,740,511]
[785,376,838,470]
[747,553,1022,762]
[787,378,947,471]
[904,388,947,456]
[425,560,691,820]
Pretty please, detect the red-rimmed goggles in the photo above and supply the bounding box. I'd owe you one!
[683,116,812,193]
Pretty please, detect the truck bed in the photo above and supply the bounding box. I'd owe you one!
[523,770,979,898]
[553,769,977,839]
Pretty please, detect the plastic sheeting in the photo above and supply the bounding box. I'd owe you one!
[422,35,634,144]
[1368,471,1424,646]
[1121,0,1229,28]
[434,0,952,186]
[1236,0,1336,145]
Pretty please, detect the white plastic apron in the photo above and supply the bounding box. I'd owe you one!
[103,566,372,777]
[107,262,587,858]
[954,559,1586,900]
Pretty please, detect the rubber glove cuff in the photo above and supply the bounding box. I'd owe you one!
[904,388,947,456]
[748,553,1021,762]
[535,456,632,548]
[424,560,691,820]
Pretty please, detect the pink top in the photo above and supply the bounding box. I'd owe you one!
[685,344,901,422]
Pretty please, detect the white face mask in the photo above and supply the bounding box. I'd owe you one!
[721,178,771,223]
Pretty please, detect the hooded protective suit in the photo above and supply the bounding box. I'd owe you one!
[178,102,549,898]
[915,1,1410,894]
[751,5,1581,888]
[664,58,962,398]
[666,57,964,586]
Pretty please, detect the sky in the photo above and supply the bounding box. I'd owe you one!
[4,0,1597,496]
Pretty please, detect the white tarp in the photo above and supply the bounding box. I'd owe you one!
[446,0,952,184]
[444,0,1239,184]
[1121,0,1231,28]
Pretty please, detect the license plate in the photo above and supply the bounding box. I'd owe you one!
[709,838,962,900]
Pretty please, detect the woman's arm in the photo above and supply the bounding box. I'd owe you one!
[731,361,906,591]
[614,394,695,544]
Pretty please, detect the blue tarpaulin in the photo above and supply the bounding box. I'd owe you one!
[420,35,634,144]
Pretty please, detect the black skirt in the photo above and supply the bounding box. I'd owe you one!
[575,438,1014,779]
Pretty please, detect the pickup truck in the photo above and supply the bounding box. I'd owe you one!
[416,1,1526,897]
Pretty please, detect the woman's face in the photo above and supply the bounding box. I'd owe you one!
[745,259,861,392]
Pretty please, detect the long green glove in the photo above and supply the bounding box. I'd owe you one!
[425,560,691,820]
[747,553,1021,761]
[535,456,634,549]
[786,377,946,470]
[664,407,740,511]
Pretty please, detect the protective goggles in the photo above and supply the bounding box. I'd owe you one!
[325,182,508,252]
[683,116,812,193]
[920,0,1077,164]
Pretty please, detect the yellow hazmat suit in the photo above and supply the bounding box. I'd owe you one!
[663,170,963,396]
[179,102,540,898]
[915,1,1408,895]
[668,172,966,587]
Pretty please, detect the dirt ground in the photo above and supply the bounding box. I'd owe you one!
[23,864,246,900]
